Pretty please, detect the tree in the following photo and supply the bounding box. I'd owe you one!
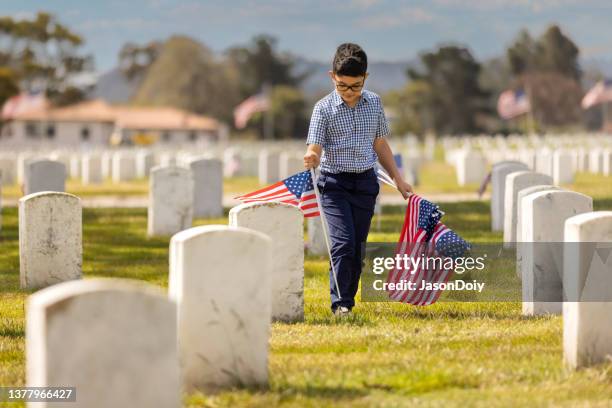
[384,80,432,136]
[0,12,92,104]
[119,41,162,80]
[523,72,583,128]
[506,25,580,80]
[246,85,309,139]
[407,46,490,134]
[131,35,241,123]
[537,25,580,80]
[226,34,307,99]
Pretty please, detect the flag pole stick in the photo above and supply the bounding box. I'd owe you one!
[310,167,341,300]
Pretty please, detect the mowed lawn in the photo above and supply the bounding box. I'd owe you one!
[2,196,612,407]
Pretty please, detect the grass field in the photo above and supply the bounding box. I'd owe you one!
[2,194,612,406]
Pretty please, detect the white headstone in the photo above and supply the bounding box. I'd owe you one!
[535,148,553,176]
[24,159,66,195]
[229,202,304,322]
[279,152,303,179]
[503,171,553,248]
[189,158,223,218]
[563,211,612,369]
[602,149,612,176]
[516,185,560,279]
[552,150,575,184]
[520,190,592,315]
[169,225,272,391]
[26,279,180,408]
[455,150,486,186]
[0,156,16,185]
[69,154,81,179]
[112,152,136,183]
[136,150,155,179]
[491,161,528,231]
[588,149,602,174]
[307,217,327,256]
[19,192,82,289]
[258,150,280,184]
[147,166,194,237]
[81,154,102,185]
[101,151,113,180]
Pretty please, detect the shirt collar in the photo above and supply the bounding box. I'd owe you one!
[333,90,369,107]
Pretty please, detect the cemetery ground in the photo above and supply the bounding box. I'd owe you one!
[2,181,612,406]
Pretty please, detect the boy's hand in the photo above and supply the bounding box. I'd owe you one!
[395,179,413,199]
[303,151,320,169]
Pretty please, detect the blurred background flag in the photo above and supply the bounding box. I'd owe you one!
[1,91,47,119]
[581,79,612,109]
[497,88,530,120]
[233,92,270,129]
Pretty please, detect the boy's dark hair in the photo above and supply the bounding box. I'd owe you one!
[332,43,367,77]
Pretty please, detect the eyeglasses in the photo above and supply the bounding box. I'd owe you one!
[334,78,365,92]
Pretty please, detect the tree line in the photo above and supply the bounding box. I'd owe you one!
[0,12,604,137]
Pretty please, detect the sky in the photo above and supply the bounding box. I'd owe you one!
[4,0,612,73]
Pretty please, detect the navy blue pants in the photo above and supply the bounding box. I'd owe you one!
[317,168,379,310]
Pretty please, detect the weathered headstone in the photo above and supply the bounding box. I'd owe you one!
[229,202,304,322]
[26,279,180,408]
[491,161,528,231]
[19,192,82,289]
[503,171,553,248]
[189,158,223,218]
[520,190,592,315]
[24,159,66,195]
[169,225,272,391]
[563,211,612,369]
[148,166,194,237]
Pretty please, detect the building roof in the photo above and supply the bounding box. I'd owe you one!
[10,99,219,131]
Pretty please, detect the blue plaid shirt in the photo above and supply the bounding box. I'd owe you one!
[306,89,390,174]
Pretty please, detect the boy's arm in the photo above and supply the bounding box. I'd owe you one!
[304,143,322,169]
[304,102,326,169]
[374,137,413,199]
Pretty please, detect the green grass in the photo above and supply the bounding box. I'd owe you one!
[0,176,264,199]
[2,198,612,407]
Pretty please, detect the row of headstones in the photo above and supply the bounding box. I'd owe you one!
[21,195,307,407]
[452,148,612,187]
[490,161,612,369]
[440,133,612,152]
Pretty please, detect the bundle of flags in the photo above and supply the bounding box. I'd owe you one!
[386,194,471,306]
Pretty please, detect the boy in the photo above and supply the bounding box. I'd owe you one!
[303,43,413,316]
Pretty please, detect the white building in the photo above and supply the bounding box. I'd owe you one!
[0,99,223,148]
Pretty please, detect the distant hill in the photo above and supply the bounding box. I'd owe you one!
[87,67,142,104]
[294,57,415,98]
[89,53,612,105]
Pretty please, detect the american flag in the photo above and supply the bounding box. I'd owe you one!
[235,170,319,217]
[386,194,470,306]
[582,79,612,110]
[1,91,47,119]
[497,89,530,120]
[233,93,270,129]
